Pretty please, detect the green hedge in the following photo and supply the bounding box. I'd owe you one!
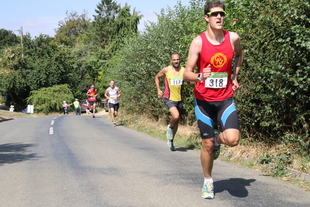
[105,0,310,155]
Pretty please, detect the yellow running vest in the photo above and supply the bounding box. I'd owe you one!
[163,66,185,102]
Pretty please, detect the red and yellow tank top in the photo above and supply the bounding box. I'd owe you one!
[194,31,234,102]
[88,89,97,101]
[163,66,185,102]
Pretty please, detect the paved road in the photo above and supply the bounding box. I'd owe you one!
[0,114,309,207]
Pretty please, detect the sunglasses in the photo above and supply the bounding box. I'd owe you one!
[207,10,226,17]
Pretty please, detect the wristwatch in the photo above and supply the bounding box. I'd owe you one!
[197,73,203,81]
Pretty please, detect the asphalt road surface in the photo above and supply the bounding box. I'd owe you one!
[0,114,309,207]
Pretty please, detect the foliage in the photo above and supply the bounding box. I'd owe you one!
[0,29,20,52]
[224,0,310,154]
[0,34,75,108]
[105,4,143,54]
[24,35,75,89]
[54,11,92,47]
[106,0,205,122]
[27,84,74,114]
[92,0,120,49]
[105,0,309,158]
[0,0,309,159]
[94,2,143,93]
[259,151,292,177]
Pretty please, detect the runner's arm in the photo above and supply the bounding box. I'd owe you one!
[104,90,109,99]
[230,32,243,90]
[117,88,121,98]
[184,36,210,82]
[154,67,167,98]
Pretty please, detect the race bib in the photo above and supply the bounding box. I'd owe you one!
[205,72,228,88]
[170,77,183,86]
[109,95,116,103]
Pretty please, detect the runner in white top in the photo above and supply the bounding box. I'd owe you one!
[104,80,121,127]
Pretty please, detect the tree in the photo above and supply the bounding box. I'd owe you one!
[54,11,92,47]
[0,34,76,108]
[106,4,143,53]
[92,0,120,49]
[27,84,74,114]
[105,1,204,121]
[0,29,20,51]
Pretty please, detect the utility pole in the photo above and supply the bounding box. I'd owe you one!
[19,27,24,58]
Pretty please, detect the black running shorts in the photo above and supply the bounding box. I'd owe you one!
[194,97,240,139]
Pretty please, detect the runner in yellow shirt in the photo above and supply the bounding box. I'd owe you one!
[155,53,185,151]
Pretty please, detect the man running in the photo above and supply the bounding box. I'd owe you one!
[105,80,121,127]
[86,85,98,118]
[155,52,185,151]
[183,1,243,199]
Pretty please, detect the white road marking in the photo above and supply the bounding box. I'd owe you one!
[51,120,54,125]
[49,127,53,135]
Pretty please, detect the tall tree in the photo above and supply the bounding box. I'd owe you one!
[54,11,92,47]
[92,0,120,49]
[107,4,143,53]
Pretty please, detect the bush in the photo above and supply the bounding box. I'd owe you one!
[225,0,310,155]
[27,84,74,114]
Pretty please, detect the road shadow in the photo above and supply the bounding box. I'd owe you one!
[115,123,124,127]
[214,178,256,197]
[0,143,37,165]
[176,147,188,152]
[0,118,14,123]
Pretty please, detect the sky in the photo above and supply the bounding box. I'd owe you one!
[0,0,190,37]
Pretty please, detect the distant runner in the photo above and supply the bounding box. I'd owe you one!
[105,80,121,127]
[86,85,98,118]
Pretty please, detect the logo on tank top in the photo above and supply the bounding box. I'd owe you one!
[211,53,227,68]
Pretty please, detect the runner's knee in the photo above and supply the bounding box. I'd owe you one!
[201,139,213,153]
[222,130,240,147]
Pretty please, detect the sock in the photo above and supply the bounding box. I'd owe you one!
[214,132,220,147]
[204,177,213,183]
[214,136,220,147]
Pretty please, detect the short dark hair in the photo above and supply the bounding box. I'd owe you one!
[171,52,181,58]
[204,1,225,15]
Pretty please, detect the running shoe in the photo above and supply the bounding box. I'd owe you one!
[213,130,221,160]
[93,114,95,118]
[167,140,176,151]
[166,125,173,140]
[201,181,214,199]
[113,122,117,127]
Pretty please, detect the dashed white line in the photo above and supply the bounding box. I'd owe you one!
[49,117,58,135]
[49,127,54,135]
